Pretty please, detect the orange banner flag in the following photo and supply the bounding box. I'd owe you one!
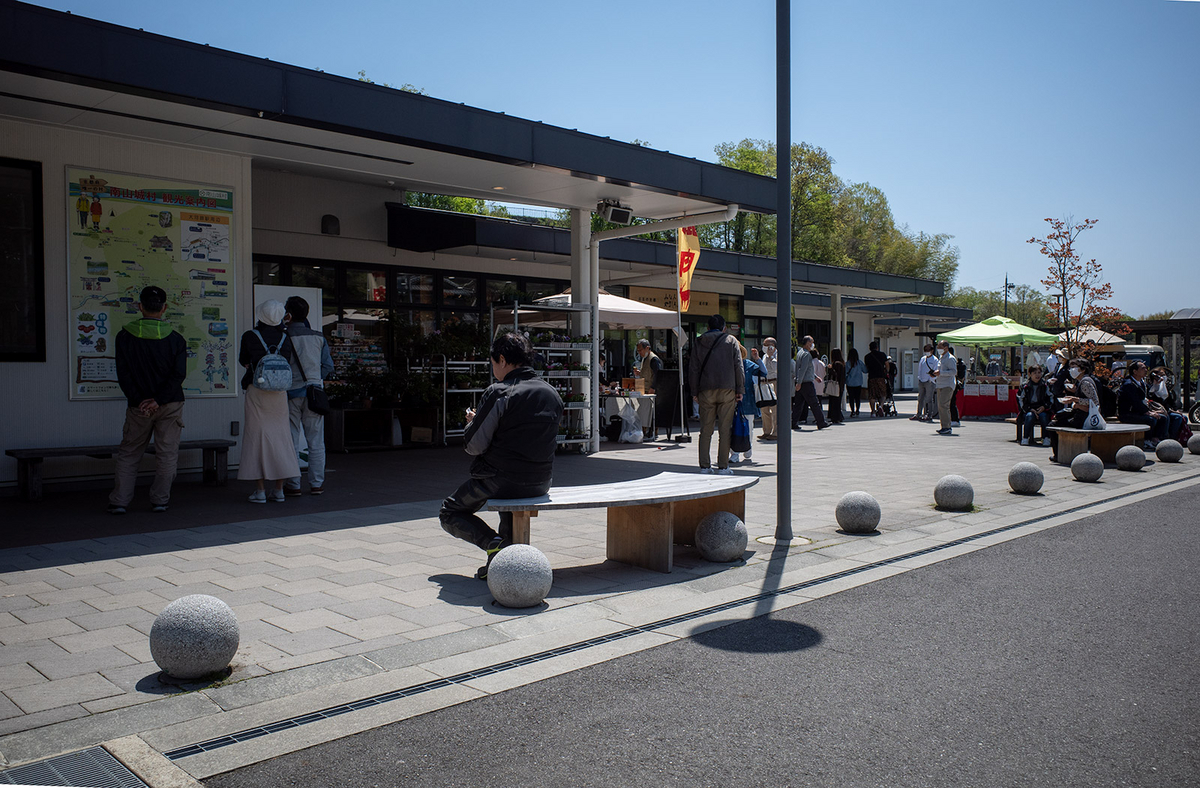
[677,226,700,312]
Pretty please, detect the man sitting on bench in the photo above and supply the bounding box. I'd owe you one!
[1118,361,1170,449]
[439,332,563,580]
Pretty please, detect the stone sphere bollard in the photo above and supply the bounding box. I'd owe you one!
[1115,445,1146,472]
[150,595,239,680]
[695,511,748,562]
[487,545,554,608]
[934,475,974,511]
[1155,439,1184,463]
[1189,434,1200,455]
[1007,462,1044,494]
[1070,452,1104,482]
[835,491,881,533]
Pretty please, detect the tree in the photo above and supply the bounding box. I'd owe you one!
[1029,217,1127,357]
[944,283,1048,328]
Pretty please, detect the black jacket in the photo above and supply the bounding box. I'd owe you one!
[238,323,292,390]
[463,367,563,482]
[1018,379,1053,414]
[114,318,187,408]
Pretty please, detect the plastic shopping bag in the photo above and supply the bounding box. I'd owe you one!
[618,401,643,443]
[1083,400,1107,431]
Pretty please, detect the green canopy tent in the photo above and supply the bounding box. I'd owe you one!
[937,315,1059,375]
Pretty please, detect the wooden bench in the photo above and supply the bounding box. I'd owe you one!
[488,471,757,573]
[5,440,236,501]
[1006,415,1050,444]
[1046,424,1145,465]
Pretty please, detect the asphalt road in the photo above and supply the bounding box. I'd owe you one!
[207,484,1199,788]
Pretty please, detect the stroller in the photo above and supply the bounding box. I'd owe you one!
[876,379,898,417]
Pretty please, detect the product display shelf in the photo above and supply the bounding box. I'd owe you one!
[443,359,493,442]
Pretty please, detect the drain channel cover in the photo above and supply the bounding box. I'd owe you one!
[0,746,149,788]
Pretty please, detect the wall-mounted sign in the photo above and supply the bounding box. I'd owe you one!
[66,167,235,399]
[628,286,718,315]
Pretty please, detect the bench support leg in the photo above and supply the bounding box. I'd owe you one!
[671,490,746,546]
[510,511,536,545]
[1089,432,1142,463]
[1055,432,1089,465]
[17,459,43,502]
[203,448,229,486]
[608,502,674,573]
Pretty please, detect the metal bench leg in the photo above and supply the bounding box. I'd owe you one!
[18,458,43,502]
[608,502,674,573]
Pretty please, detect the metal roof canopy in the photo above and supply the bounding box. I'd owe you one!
[0,1,774,219]
[387,205,953,302]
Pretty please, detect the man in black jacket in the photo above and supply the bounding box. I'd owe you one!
[108,286,187,514]
[440,332,564,579]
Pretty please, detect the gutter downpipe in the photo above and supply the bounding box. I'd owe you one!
[587,203,741,454]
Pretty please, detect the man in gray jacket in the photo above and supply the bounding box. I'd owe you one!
[283,297,334,496]
[688,314,744,474]
[794,335,829,430]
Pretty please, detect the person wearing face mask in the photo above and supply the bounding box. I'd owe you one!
[1119,361,1171,448]
[1147,370,1187,441]
[1047,357,1101,461]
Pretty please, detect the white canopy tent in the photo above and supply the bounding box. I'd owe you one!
[532,290,680,330]
[1056,327,1127,348]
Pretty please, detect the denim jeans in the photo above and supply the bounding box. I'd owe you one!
[286,395,325,489]
[1023,410,1050,440]
[440,474,552,550]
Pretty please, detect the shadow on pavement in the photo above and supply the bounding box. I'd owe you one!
[690,616,823,653]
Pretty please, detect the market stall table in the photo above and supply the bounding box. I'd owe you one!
[600,393,656,438]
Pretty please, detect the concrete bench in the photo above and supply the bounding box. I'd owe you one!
[1046,424,1145,465]
[5,440,237,501]
[488,471,757,573]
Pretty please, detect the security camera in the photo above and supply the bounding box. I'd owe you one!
[598,201,634,225]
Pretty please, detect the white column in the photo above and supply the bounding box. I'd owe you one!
[830,290,842,352]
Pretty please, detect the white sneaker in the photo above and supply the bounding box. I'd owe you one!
[744,450,753,460]
[729,452,741,463]
[248,490,266,504]
[1020,437,1029,446]
[951,421,961,427]
[716,468,734,475]
[1041,438,1050,447]
[700,467,715,474]
[268,488,286,503]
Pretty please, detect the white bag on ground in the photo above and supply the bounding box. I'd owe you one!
[618,402,643,443]
[1083,400,1107,431]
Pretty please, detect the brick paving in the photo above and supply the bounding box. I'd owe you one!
[1,396,1197,774]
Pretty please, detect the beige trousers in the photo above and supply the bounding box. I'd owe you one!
[697,388,738,469]
[937,386,955,431]
[761,404,777,437]
[109,401,185,507]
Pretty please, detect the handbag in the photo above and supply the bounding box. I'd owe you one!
[823,379,842,398]
[730,401,751,453]
[1176,419,1193,445]
[754,378,777,408]
[306,384,331,416]
[1082,400,1107,431]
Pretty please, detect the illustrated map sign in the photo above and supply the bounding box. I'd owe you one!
[67,168,235,399]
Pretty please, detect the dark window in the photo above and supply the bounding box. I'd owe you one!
[345,268,389,303]
[291,264,337,298]
[442,275,478,307]
[396,273,434,304]
[0,158,45,362]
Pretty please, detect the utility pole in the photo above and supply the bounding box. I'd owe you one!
[774,0,793,542]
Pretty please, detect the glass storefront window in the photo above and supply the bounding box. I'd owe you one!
[523,281,558,301]
[346,268,389,303]
[291,264,337,299]
[252,260,280,286]
[443,276,478,307]
[396,273,434,304]
[487,279,520,305]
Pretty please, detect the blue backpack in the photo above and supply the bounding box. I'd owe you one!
[252,330,293,392]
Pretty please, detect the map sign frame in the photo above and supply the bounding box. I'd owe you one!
[66,167,236,400]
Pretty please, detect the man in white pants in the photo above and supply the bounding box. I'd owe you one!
[934,340,958,436]
[912,344,938,422]
[283,297,334,496]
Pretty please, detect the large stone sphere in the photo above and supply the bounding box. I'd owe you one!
[934,475,974,511]
[487,545,553,608]
[835,491,881,534]
[1115,445,1146,472]
[1008,462,1044,495]
[1188,434,1200,455]
[150,595,239,680]
[695,511,748,562]
[1070,452,1104,482]
[1155,439,1184,463]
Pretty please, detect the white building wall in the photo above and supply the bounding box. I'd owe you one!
[0,117,253,488]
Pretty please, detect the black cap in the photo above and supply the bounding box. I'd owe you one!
[139,286,167,309]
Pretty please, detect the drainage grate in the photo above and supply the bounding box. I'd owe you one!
[0,747,148,788]
[164,474,1195,761]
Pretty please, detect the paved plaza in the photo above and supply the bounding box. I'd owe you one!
[1,397,1197,784]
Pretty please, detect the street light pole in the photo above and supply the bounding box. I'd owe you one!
[774,0,792,542]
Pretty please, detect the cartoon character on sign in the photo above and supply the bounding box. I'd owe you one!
[203,353,216,388]
[76,193,91,229]
[90,195,103,230]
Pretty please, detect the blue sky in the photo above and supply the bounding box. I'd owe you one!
[31,0,1198,317]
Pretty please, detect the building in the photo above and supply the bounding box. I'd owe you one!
[0,0,970,491]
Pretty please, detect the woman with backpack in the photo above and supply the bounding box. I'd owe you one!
[238,300,300,503]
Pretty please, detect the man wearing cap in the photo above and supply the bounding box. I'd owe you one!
[108,286,187,514]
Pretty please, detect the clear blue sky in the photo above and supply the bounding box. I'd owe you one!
[31,0,1199,317]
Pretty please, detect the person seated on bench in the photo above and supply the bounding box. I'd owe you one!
[1047,357,1101,462]
[1017,364,1053,447]
[439,332,563,580]
[1147,367,1187,442]
[1118,361,1170,449]
[108,285,187,515]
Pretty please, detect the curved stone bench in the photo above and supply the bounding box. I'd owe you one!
[1046,424,1145,465]
[488,471,757,573]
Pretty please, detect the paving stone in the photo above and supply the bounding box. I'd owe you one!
[0,663,45,691]
[326,597,412,620]
[262,609,355,634]
[261,626,359,656]
[65,605,157,633]
[204,655,381,711]
[29,644,141,681]
[0,702,89,737]
[364,625,511,670]
[52,624,147,654]
[0,618,85,646]
[0,595,39,614]
[6,673,124,714]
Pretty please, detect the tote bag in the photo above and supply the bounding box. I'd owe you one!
[730,401,751,453]
[823,378,842,398]
[754,378,777,408]
[1082,400,1107,431]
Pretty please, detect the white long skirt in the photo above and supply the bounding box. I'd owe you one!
[237,385,301,481]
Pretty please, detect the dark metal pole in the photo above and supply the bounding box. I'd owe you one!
[774,0,793,541]
[1004,274,1009,317]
